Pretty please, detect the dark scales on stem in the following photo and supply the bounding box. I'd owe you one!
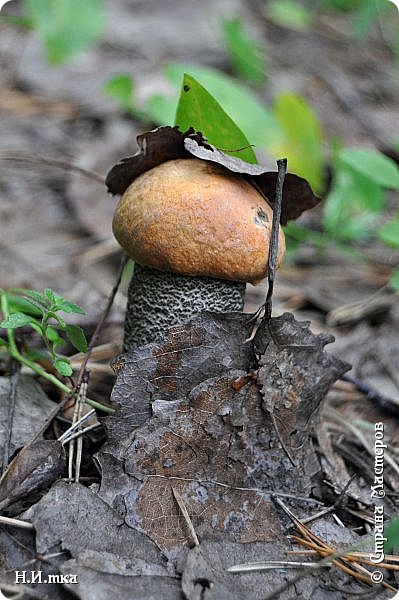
[123,264,245,351]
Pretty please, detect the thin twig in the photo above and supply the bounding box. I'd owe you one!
[171,487,199,547]
[74,375,88,482]
[30,255,127,441]
[60,422,100,444]
[68,373,88,482]
[0,515,34,530]
[256,160,295,467]
[341,374,399,418]
[324,406,399,477]
[2,360,19,474]
[264,158,287,319]
[228,560,331,572]
[136,474,324,504]
[58,408,96,443]
[0,152,104,183]
[72,252,129,393]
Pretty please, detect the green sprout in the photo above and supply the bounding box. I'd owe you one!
[0,287,112,413]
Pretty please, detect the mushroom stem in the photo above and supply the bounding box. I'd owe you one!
[123,264,246,352]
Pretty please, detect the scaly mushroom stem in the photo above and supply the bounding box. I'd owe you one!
[123,264,246,352]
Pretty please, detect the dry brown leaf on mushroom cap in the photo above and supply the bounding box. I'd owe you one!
[106,126,321,351]
[105,126,321,225]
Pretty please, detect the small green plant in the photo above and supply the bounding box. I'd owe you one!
[103,75,151,122]
[323,148,399,263]
[270,92,325,194]
[317,0,389,38]
[323,147,399,240]
[384,516,399,554]
[221,17,267,85]
[0,287,88,377]
[104,75,136,114]
[1,0,105,64]
[264,0,313,31]
[0,288,115,413]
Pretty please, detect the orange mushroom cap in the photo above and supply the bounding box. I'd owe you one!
[112,158,285,284]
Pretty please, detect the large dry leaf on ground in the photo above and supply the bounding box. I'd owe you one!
[181,530,364,600]
[0,524,74,600]
[254,313,351,463]
[97,311,349,557]
[0,439,65,511]
[25,481,180,600]
[0,374,58,463]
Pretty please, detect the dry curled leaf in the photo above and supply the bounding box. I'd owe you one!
[105,126,320,224]
[0,440,65,511]
[97,311,348,556]
[254,313,351,461]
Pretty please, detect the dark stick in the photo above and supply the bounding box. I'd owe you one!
[0,152,104,183]
[264,158,287,319]
[31,253,128,442]
[72,252,129,391]
[341,374,399,417]
[2,360,19,474]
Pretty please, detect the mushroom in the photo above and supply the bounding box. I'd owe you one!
[112,157,286,352]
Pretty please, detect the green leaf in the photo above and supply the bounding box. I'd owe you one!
[42,289,85,314]
[150,63,284,151]
[104,75,134,111]
[52,337,66,350]
[339,148,399,189]
[44,288,57,304]
[271,92,325,193]
[12,288,47,305]
[46,325,65,343]
[325,161,385,230]
[264,0,312,31]
[145,93,177,125]
[221,18,267,85]
[65,324,88,353]
[0,312,38,329]
[25,347,52,363]
[22,0,105,64]
[56,300,85,315]
[351,0,380,39]
[46,326,62,342]
[7,294,44,317]
[54,358,73,377]
[175,73,257,164]
[344,168,384,214]
[390,269,399,291]
[378,217,399,248]
[318,0,362,11]
[0,15,34,28]
[47,311,66,328]
[48,292,85,314]
[384,517,399,554]
[326,174,373,237]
